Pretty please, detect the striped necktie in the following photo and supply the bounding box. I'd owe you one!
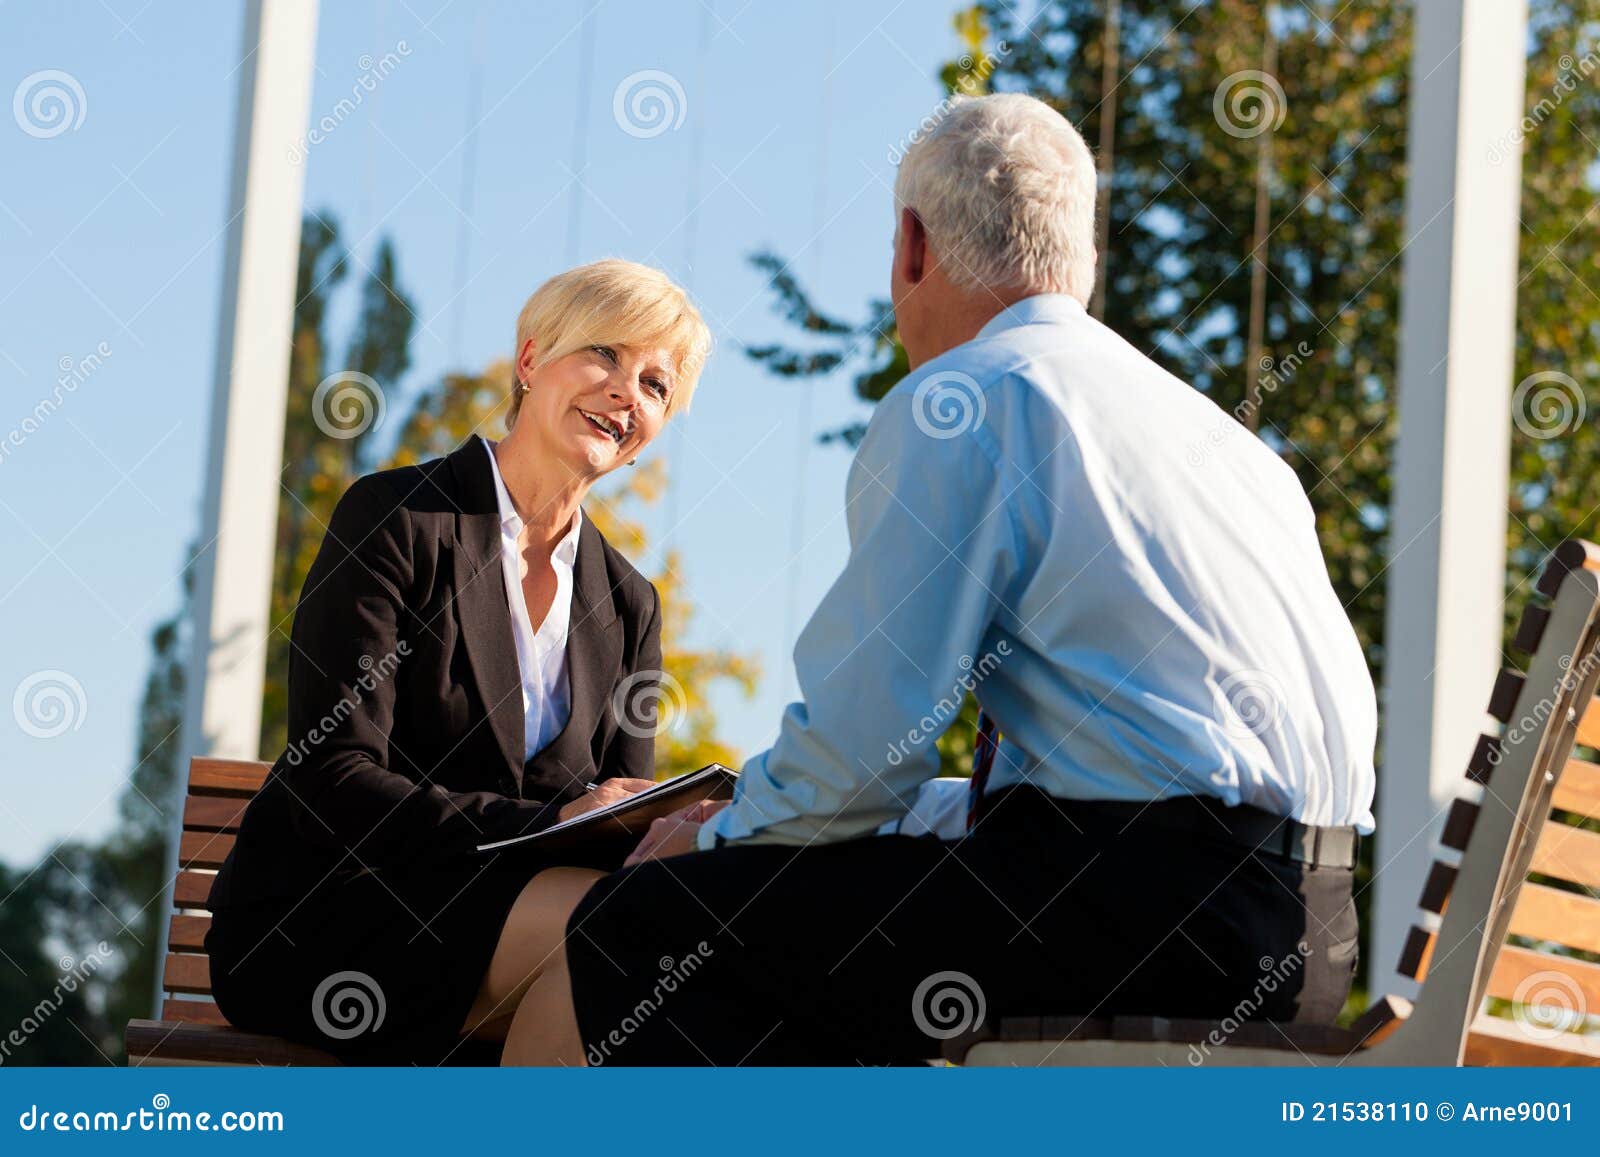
[965,711,999,832]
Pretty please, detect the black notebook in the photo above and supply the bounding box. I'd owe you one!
[475,763,738,863]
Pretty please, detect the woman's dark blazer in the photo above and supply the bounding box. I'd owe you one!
[208,433,662,914]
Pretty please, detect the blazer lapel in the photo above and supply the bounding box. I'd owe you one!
[525,517,623,795]
[447,436,527,792]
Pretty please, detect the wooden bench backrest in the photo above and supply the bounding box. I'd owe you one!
[160,757,271,1026]
[1386,540,1600,1062]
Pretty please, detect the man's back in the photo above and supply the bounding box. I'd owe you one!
[938,293,1376,830]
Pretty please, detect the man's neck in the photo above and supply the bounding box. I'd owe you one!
[909,285,1034,370]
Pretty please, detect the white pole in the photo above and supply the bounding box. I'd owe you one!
[1376,0,1526,997]
[155,0,319,1016]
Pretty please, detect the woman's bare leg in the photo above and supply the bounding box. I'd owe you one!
[500,942,586,1066]
[459,866,604,1041]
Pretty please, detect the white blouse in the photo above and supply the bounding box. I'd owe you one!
[482,439,583,762]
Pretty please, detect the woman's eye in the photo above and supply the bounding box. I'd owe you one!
[590,345,618,364]
[644,379,668,399]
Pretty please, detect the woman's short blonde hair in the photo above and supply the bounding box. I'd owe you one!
[508,258,711,428]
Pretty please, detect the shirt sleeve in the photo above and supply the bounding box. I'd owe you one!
[700,382,1021,848]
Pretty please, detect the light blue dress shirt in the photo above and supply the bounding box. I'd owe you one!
[700,294,1377,850]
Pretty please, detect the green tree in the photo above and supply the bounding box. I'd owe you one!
[0,553,191,1064]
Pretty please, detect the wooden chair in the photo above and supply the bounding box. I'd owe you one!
[948,540,1600,1067]
[124,758,339,1066]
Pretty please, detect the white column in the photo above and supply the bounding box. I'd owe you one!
[1376,0,1526,996]
[156,0,319,1014]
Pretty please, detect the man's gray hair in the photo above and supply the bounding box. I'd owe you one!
[894,93,1097,303]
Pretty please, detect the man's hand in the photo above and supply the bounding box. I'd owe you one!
[557,777,656,822]
[623,799,730,866]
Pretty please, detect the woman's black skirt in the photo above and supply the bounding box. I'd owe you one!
[206,851,557,1066]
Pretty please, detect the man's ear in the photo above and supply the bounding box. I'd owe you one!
[897,207,928,285]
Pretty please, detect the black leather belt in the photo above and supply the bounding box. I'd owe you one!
[1096,793,1359,870]
[983,786,1360,870]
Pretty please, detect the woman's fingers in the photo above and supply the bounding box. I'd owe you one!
[606,777,658,794]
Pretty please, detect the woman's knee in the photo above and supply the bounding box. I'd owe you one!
[470,867,604,1021]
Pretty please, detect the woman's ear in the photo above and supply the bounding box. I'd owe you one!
[517,337,539,387]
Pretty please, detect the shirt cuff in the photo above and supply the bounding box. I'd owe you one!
[695,813,726,852]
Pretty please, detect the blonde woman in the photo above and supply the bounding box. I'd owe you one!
[206,259,710,1065]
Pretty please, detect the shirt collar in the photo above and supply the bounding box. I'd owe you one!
[976,293,1086,341]
[482,438,583,559]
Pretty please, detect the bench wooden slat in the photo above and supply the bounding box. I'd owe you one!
[1508,881,1600,954]
[1466,1014,1600,1066]
[187,758,271,798]
[126,1019,338,1067]
[1466,734,1501,785]
[1440,798,1478,851]
[182,795,249,834]
[173,870,217,910]
[178,830,236,870]
[1486,943,1600,1014]
[1555,758,1600,819]
[1487,669,1526,723]
[161,998,228,1026]
[1417,861,1457,914]
[163,953,211,995]
[1536,539,1600,598]
[1578,698,1600,751]
[1410,930,1600,1012]
[168,914,211,953]
[1513,604,1551,653]
[1529,820,1600,889]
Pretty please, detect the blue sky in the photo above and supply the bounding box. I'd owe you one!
[0,0,970,867]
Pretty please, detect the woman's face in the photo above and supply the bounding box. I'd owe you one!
[513,339,676,480]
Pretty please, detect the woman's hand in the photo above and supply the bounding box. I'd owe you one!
[623,799,729,867]
[557,777,657,822]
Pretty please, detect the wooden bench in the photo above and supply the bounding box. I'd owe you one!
[124,757,339,1066]
[948,540,1600,1067]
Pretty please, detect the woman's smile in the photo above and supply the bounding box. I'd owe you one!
[576,406,631,445]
